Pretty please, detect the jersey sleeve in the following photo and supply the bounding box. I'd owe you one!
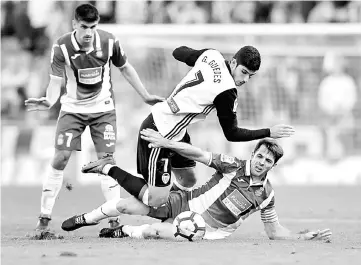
[209,153,243,174]
[214,89,271,142]
[111,38,128,68]
[172,46,210,67]
[260,197,279,223]
[50,43,65,78]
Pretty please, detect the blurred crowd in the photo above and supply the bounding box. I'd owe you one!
[1,1,361,158]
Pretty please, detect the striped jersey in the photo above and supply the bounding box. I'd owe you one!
[151,49,236,142]
[186,153,276,238]
[50,29,127,113]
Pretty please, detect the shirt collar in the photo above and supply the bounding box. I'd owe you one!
[71,30,101,54]
[225,60,232,75]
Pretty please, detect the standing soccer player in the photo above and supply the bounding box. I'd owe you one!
[82,46,295,207]
[25,3,163,231]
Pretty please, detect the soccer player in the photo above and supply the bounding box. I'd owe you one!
[82,45,295,207]
[62,129,331,242]
[24,4,164,232]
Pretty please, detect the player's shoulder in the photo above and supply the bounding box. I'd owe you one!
[213,153,244,172]
[202,49,226,61]
[97,29,116,41]
[55,32,73,45]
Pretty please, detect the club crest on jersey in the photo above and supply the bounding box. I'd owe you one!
[104,124,115,140]
[255,187,264,197]
[220,154,235,164]
[95,50,103,58]
[78,67,102,85]
[162,173,170,184]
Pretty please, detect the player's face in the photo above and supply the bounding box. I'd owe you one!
[73,19,99,46]
[250,145,275,178]
[230,59,257,87]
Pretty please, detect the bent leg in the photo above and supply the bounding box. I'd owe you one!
[84,196,150,223]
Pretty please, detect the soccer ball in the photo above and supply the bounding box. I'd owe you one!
[172,211,206,241]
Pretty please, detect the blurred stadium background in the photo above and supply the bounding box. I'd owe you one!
[1,0,361,188]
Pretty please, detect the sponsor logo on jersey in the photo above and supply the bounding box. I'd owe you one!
[95,50,103,58]
[104,124,115,140]
[57,134,64,145]
[222,190,252,216]
[162,173,170,184]
[220,154,235,164]
[166,97,180,114]
[106,142,115,147]
[78,67,102,85]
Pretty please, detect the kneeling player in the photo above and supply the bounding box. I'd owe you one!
[62,130,331,241]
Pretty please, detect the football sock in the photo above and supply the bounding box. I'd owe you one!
[122,224,150,239]
[84,198,121,223]
[40,166,64,216]
[100,174,121,222]
[108,166,147,198]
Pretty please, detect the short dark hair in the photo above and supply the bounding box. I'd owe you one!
[253,138,283,164]
[74,4,99,23]
[233,45,261,71]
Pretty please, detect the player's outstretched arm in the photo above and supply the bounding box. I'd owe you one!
[214,90,295,141]
[263,221,332,241]
[24,76,62,111]
[118,63,164,105]
[140,129,211,165]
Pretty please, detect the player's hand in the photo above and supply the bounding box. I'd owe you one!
[144,95,165,106]
[140,128,169,148]
[24,97,51,111]
[300,228,332,241]
[269,124,295,138]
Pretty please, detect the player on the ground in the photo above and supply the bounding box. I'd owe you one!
[62,129,331,241]
[24,3,163,232]
[82,45,295,207]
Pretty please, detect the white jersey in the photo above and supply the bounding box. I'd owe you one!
[151,50,236,141]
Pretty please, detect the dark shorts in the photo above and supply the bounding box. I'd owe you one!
[55,110,117,152]
[137,114,196,187]
[148,191,190,220]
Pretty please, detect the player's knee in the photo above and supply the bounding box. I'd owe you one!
[147,188,169,207]
[51,150,72,170]
[115,199,130,214]
[174,169,197,188]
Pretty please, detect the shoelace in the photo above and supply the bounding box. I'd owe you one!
[75,216,86,225]
[113,228,123,238]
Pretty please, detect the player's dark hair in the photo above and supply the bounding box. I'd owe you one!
[233,46,261,71]
[74,3,99,23]
[253,138,283,164]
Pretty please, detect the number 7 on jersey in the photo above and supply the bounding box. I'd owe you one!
[167,71,204,114]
